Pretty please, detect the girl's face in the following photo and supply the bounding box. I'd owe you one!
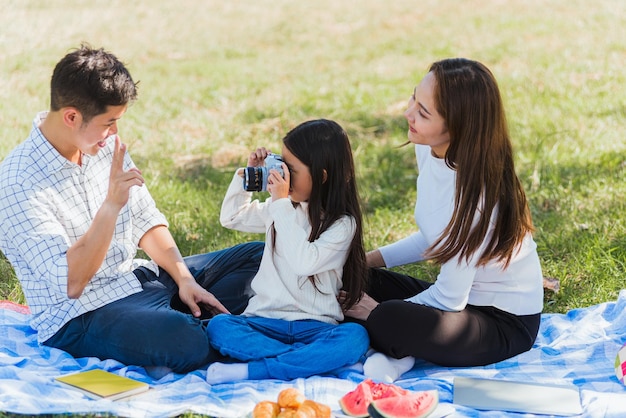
[404,71,450,158]
[281,145,312,203]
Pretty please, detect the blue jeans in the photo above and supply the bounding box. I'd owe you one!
[207,314,369,380]
[44,241,264,373]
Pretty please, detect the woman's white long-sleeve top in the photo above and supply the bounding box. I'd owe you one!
[220,171,355,324]
[378,145,544,316]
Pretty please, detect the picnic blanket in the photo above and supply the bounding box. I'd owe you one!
[2,292,626,418]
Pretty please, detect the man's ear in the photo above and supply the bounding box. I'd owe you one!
[322,169,327,183]
[62,108,81,129]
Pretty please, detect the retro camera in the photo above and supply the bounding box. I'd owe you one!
[243,153,285,192]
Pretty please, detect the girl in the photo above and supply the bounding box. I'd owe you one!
[206,119,369,384]
[345,58,544,382]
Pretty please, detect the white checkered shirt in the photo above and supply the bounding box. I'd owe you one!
[0,112,168,342]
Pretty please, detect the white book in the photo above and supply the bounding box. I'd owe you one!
[453,376,582,416]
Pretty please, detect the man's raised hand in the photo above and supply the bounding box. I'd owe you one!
[107,136,144,210]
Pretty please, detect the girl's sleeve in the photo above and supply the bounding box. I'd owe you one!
[378,231,430,267]
[270,198,355,276]
[220,170,270,234]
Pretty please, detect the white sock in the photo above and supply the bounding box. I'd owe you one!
[363,352,415,383]
[205,362,249,384]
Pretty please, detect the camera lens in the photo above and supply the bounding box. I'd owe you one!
[243,167,264,192]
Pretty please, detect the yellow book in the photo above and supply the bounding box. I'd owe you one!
[55,369,150,401]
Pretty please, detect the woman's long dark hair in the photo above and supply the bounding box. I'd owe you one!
[426,58,534,267]
[281,119,366,309]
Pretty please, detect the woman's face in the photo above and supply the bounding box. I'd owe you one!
[404,71,450,158]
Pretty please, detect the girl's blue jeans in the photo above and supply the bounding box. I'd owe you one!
[207,314,369,381]
[43,241,264,373]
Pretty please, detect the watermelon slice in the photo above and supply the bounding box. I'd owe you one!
[368,390,439,418]
[338,379,409,417]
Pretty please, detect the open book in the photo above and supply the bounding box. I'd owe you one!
[55,369,150,401]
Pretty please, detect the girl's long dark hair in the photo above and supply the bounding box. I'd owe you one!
[282,119,366,309]
[426,58,534,267]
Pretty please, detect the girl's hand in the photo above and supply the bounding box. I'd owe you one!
[267,162,290,201]
[247,147,270,167]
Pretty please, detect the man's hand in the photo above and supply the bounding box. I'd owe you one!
[106,136,144,210]
[177,279,229,318]
[138,226,227,318]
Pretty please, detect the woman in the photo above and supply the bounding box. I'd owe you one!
[345,58,543,381]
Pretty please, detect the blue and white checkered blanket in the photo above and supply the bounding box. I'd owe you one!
[2,291,626,417]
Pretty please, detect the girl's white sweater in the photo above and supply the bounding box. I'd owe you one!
[220,171,355,324]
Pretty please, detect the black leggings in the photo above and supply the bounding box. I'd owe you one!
[363,267,541,367]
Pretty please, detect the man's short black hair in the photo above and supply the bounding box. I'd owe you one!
[50,43,138,123]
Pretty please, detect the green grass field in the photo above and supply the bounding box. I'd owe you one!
[0,1,625,417]
[1,0,625,315]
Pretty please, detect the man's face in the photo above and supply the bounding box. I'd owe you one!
[77,105,127,156]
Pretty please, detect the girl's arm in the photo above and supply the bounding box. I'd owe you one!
[220,169,270,234]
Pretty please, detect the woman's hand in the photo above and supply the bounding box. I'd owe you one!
[366,250,386,268]
[340,291,380,321]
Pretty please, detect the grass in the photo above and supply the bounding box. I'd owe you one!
[0,0,625,415]
[1,0,625,313]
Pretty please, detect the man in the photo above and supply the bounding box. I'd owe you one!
[0,44,262,373]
